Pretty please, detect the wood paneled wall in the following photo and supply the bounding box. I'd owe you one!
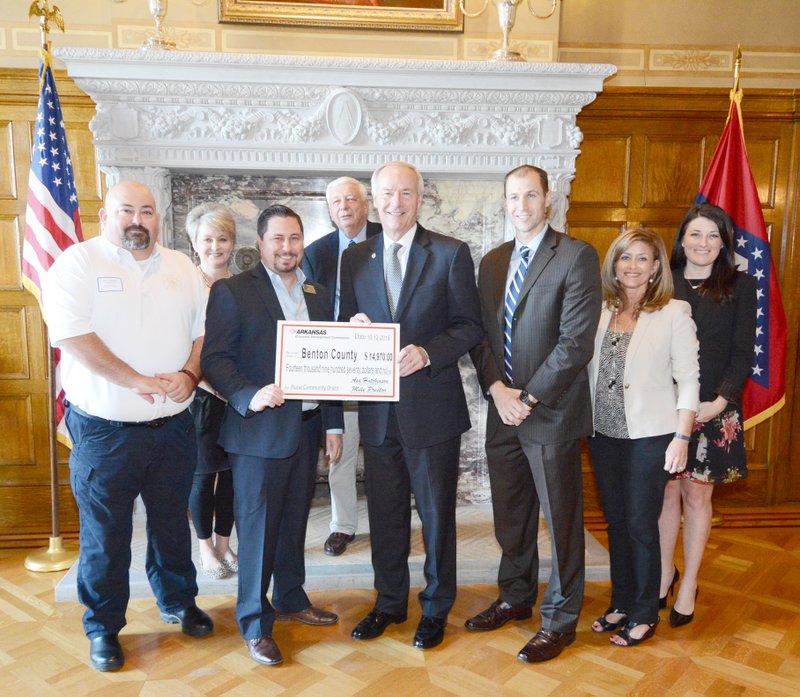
[0,70,103,548]
[0,73,797,546]
[570,88,800,516]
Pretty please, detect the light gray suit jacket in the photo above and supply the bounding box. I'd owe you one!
[472,226,602,445]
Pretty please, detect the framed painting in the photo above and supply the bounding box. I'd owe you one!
[218,0,464,33]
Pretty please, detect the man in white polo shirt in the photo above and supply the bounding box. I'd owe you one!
[43,181,213,673]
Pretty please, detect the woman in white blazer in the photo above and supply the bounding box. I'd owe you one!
[588,228,699,647]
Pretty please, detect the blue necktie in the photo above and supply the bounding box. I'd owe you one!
[504,246,530,383]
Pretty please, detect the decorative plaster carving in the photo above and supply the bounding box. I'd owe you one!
[56,48,615,177]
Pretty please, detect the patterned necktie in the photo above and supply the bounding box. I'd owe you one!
[504,245,531,383]
[385,242,403,320]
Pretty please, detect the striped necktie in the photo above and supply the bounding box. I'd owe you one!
[504,245,531,383]
[385,242,403,320]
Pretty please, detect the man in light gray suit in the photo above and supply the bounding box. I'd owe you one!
[468,165,601,663]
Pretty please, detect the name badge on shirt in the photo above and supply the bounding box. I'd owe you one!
[301,283,316,295]
[97,277,123,292]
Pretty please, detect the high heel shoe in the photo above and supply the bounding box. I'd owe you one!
[659,566,680,610]
[591,608,628,633]
[611,618,659,647]
[669,588,698,628]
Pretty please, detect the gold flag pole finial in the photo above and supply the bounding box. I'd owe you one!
[732,44,743,96]
[28,0,64,55]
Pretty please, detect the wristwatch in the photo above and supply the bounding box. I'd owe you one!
[518,390,535,408]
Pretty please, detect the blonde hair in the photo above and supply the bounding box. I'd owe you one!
[601,228,673,313]
[185,203,237,245]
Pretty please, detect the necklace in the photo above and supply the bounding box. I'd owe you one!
[608,309,636,390]
[198,266,231,288]
[685,277,704,290]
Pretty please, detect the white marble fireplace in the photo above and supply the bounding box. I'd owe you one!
[56,48,615,502]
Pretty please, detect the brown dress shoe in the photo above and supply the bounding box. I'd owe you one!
[247,637,283,666]
[517,628,576,663]
[465,598,533,632]
[324,532,355,556]
[275,606,339,626]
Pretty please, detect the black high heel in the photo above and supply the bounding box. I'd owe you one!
[612,618,659,647]
[670,588,698,628]
[591,608,628,633]
[659,566,680,610]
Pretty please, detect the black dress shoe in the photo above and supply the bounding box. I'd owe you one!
[351,609,407,640]
[413,616,446,650]
[324,532,356,556]
[517,628,576,663]
[465,598,532,632]
[247,637,283,666]
[160,604,214,637]
[89,634,124,672]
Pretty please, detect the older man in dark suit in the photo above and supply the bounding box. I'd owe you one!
[302,176,381,558]
[468,165,601,663]
[339,161,483,651]
[201,205,343,667]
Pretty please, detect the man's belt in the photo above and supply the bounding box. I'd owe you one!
[68,403,177,429]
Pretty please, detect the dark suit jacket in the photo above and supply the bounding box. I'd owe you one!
[471,226,602,445]
[201,263,343,459]
[338,224,483,449]
[302,220,381,315]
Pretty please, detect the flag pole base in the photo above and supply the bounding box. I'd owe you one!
[24,536,78,573]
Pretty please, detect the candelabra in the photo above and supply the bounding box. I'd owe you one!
[141,0,176,51]
[459,0,558,62]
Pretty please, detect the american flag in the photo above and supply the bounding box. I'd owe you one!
[696,89,787,430]
[21,53,84,442]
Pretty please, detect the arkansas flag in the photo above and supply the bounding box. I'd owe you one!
[696,89,787,429]
[21,51,84,444]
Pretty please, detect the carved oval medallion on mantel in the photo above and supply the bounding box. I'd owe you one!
[325,88,363,145]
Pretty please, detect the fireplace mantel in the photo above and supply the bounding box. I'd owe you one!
[56,48,615,178]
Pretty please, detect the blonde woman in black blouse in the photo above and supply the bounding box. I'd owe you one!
[658,204,757,627]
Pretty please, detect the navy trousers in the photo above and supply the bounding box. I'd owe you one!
[66,406,198,638]
[588,432,672,625]
[363,405,461,619]
[229,412,321,640]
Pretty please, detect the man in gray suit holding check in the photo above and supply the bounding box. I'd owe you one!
[469,165,601,663]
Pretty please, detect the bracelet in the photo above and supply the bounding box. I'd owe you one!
[673,433,690,442]
[179,368,199,386]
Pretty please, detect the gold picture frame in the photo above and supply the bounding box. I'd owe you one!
[218,0,464,33]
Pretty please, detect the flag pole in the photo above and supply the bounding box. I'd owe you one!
[710,44,744,531]
[24,0,78,573]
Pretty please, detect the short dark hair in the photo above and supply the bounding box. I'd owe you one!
[671,203,738,304]
[256,204,303,239]
[504,164,549,197]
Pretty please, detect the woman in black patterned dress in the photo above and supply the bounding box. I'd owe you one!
[658,203,757,627]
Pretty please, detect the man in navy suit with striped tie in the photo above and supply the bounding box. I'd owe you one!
[469,165,602,662]
[303,176,381,557]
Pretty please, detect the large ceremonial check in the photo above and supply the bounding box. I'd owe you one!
[275,320,400,401]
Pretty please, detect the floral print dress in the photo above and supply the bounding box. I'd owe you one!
[683,407,746,484]
[675,273,755,485]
